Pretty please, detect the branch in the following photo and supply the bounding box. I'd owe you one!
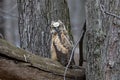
[0,39,85,79]
[100,4,120,19]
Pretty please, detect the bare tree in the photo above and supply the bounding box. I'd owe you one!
[85,0,120,80]
[0,0,5,37]
[17,0,72,58]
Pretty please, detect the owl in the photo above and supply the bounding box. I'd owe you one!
[50,20,74,67]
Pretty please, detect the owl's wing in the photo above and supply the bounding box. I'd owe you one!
[53,35,69,54]
[61,33,73,49]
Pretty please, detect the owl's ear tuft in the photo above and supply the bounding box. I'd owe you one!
[58,20,63,24]
[51,21,55,25]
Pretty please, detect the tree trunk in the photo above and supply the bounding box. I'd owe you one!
[85,0,120,80]
[0,39,85,80]
[17,0,71,58]
[0,0,5,38]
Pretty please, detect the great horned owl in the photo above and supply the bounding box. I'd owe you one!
[50,20,74,66]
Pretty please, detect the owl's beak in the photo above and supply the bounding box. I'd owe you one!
[54,27,61,39]
[54,27,59,33]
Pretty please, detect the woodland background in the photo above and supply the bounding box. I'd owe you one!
[0,0,120,80]
[0,0,86,65]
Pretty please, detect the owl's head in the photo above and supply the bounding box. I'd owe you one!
[50,20,66,34]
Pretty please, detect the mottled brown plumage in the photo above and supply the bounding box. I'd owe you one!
[50,20,74,66]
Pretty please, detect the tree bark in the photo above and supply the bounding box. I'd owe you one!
[85,0,120,80]
[0,0,5,38]
[0,39,85,80]
[17,0,72,58]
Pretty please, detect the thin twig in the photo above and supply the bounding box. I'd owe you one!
[64,30,84,80]
[100,4,120,19]
[105,11,120,19]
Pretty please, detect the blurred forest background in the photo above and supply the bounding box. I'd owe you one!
[0,0,86,65]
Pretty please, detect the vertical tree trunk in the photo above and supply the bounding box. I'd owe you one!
[17,0,72,58]
[85,0,120,80]
[0,0,5,37]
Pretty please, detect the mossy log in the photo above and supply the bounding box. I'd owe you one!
[0,39,85,80]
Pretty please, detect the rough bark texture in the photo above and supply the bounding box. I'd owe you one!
[0,0,5,37]
[17,0,72,58]
[85,0,120,80]
[0,39,85,80]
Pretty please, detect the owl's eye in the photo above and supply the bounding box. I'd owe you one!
[51,29,56,34]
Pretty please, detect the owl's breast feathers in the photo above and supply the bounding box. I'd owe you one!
[52,32,73,66]
[60,32,73,49]
[53,31,73,54]
[50,20,74,66]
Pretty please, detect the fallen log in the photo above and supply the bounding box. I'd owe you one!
[0,39,85,80]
